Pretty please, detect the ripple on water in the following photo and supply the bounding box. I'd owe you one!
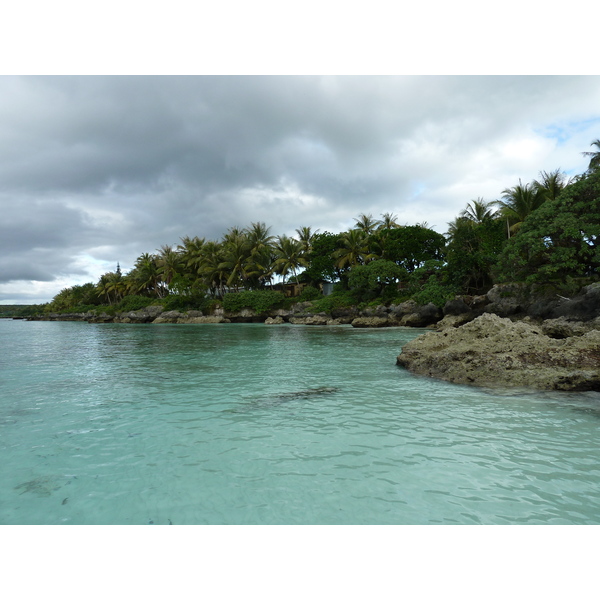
[1,321,600,524]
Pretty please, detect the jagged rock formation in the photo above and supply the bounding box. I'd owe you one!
[396,313,600,391]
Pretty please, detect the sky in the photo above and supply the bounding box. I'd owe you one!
[1,75,599,304]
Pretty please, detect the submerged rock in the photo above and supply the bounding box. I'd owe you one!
[396,313,600,391]
[234,386,340,412]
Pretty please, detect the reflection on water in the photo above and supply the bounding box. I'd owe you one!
[1,320,599,524]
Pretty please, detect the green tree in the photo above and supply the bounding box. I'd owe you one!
[353,213,380,235]
[177,235,206,274]
[532,169,571,203]
[156,244,181,291]
[201,241,228,298]
[219,230,252,291]
[245,222,275,288]
[376,225,446,272]
[302,232,345,284]
[494,180,545,237]
[128,253,164,297]
[460,198,496,224]
[69,282,101,307]
[96,271,127,304]
[496,168,600,282]
[445,217,506,292]
[295,226,319,254]
[333,229,375,269]
[272,235,307,284]
[377,212,401,230]
[347,259,406,302]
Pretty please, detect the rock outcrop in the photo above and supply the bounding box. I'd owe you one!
[483,282,600,321]
[264,316,285,324]
[288,315,330,325]
[351,316,396,328]
[396,313,600,391]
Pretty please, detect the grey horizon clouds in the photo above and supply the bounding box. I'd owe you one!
[1,75,599,303]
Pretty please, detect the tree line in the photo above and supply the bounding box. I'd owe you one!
[44,139,600,313]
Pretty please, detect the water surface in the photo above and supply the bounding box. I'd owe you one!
[1,319,599,524]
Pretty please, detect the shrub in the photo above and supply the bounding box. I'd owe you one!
[309,290,357,313]
[117,295,155,312]
[411,275,458,308]
[297,285,322,302]
[158,294,207,312]
[222,290,285,314]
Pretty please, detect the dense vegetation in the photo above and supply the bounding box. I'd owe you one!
[38,140,600,314]
[0,305,38,318]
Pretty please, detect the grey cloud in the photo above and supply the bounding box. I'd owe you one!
[1,75,599,303]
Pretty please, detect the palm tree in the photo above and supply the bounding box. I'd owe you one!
[273,235,307,284]
[295,226,319,254]
[353,213,380,235]
[333,229,375,269]
[446,216,473,244]
[532,169,570,202]
[156,245,181,291]
[130,253,163,297]
[245,222,275,288]
[460,198,496,224]
[246,222,274,254]
[177,235,206,274]
[378,212,401,230]
[582,139,600,172]
[107,271,127,303]
[97,271,126,304]
[219,231,252,291]
[494,180,545,237]
[200,241,228,298]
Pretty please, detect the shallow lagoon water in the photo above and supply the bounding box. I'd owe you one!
[1,319,600,525]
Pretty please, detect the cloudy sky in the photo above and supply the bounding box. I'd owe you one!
[1,75,599,304]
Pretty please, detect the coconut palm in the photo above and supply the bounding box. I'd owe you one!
[245,222,275,287]
[130,253,164,297]
[460,198,496,224]
[273,235,307,284]
[582,139,600,172]
[177,235,206,274]
[246,222,274,255]
[295,226,319,254]
[532,169,571,202]
[333,229,376,269]
[378,212,401,230]
[446,216,472,243]
[156,245,181,291]
[97,271,126,304]
[201,241,228,298]
[494,180,545,237]
[219,231,253,291]
[353,213,380,235]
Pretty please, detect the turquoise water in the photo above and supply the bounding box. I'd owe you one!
[1,318,600,525]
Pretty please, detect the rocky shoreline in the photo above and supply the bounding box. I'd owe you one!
[397,313,600,392]
[27,281,600,329]
[26,297,446,327]
[394,282,600,392]
[25,282,600,391]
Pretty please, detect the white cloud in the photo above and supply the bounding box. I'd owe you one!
[1,75,599,303]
